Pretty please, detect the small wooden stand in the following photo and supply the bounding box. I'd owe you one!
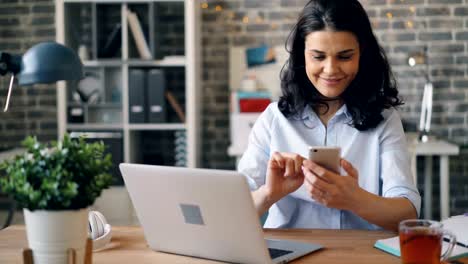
[22,238,92,264]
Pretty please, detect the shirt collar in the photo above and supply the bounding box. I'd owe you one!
[297,104,352,128]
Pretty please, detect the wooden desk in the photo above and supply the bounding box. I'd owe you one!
[1,226,467,264]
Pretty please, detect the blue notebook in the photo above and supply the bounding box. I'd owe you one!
[375,215,468,260]
[374,236,468,260]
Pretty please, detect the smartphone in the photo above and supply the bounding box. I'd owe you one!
[308,146,341,174]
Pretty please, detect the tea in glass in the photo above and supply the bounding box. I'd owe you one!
[399,219,456,264]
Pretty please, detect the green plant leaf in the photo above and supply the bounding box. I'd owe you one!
[0,134,113,210]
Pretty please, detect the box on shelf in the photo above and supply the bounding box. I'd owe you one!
[230,90,271,113]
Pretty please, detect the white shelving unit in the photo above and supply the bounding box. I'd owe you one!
[55,0,201,169]
[55,0,200,225]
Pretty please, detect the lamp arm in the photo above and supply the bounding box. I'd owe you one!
[423,45,431,83]
[0,52,21,76]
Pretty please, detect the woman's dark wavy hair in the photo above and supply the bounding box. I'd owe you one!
[279,0,402,131]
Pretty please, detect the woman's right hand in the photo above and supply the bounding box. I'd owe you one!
[263,152,305,203]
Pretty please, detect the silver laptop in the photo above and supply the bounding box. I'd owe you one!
[120,163,322,264]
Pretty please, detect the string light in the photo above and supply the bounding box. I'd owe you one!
[406,20,414,29]
[201,2,208,9]
[215,5,222,12]
[386,12,393,19]
[242,15,249,24]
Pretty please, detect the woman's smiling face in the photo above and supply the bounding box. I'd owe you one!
[304,30,361,99]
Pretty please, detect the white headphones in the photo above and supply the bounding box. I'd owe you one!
[88,210,112,251]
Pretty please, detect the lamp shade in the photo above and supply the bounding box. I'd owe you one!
[18,42,83,86]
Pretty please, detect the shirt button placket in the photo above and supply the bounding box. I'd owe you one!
[327,122,336,146]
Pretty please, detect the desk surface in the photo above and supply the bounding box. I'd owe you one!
[406,134,459,155]
[1,226,466,264]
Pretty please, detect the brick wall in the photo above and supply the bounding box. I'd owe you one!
[0,0,56,149]
[0,0,466,217]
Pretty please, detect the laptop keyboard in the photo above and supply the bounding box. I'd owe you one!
[268,248,293,259]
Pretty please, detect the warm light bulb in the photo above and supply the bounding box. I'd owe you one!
[215,5,222,12]
[242,16,249,24]
[201,2,208,9]
[406,21,414,28]
[386,12,393,19]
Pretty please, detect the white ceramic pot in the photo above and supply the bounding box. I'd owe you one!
[23,208,88,264]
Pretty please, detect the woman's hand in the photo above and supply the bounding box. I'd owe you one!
[263,152,306,203]
[302,158,363,211]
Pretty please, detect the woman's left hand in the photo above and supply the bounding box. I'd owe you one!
[302,158,363,211]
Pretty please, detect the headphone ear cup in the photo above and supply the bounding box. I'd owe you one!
[93,211,108,227]
[88,211,105,240]
[88,211,112,251]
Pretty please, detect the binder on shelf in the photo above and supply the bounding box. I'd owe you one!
[127,10,152,60]
[128,69,146,123]
[147,69,166,123]
[165,91,185,123]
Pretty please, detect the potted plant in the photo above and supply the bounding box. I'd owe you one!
[0,134,112,264]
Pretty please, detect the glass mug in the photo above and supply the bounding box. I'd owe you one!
[399,219,456,264]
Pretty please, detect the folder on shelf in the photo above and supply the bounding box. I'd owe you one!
[147,69,166,123]
[128,69,146,123]
[127,10,152,60]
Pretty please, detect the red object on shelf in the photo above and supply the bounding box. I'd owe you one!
[239,98,271,113]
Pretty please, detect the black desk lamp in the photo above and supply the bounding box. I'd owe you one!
[0,42,83,111]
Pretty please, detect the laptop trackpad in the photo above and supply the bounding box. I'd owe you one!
[266,239,322,262]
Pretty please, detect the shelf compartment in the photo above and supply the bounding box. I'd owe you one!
[83,59,185,67]
[128,67,185,124]
[88,104,122,123]
[96,3,122,59]
[127,58,185,67]
[83,60,123,67]
[128,123,185,130]
[128,130,186,167]
[69,131,124,185]
[67,124,124,130]
[126,1,185,60]
[64,3,94,58]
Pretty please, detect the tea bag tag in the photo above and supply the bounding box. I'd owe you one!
[3,74,15,112]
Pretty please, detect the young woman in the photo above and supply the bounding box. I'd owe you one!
[238,0,420,231]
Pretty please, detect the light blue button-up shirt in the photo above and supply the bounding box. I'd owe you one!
[238,102,421,230]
